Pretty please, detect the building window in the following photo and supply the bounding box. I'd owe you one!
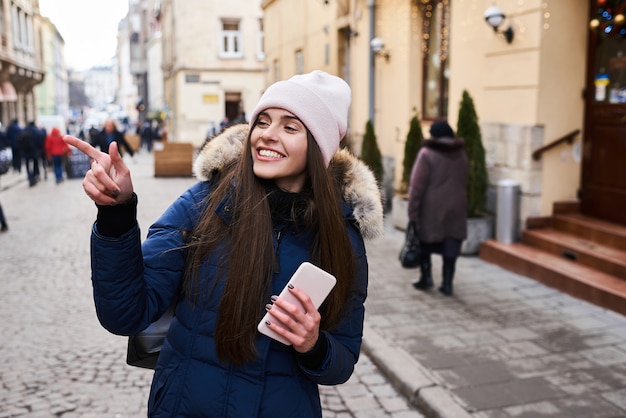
[273,59,280,82]
[220,19,243,58]
[256,18,265,61]
[422,0,450,120]
[295,50,304,75]
[11,6,19,49]
[185,74,200,83]
[325,43,329,66]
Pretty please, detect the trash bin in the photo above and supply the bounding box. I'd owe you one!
[496,179,520,243]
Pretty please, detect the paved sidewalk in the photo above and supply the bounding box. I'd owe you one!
[362,219,626,417]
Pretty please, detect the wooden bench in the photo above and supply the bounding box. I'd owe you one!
[154,142,194,177]
[124,133,141,152]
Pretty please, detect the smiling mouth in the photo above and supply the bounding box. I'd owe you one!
[258,149,285,159]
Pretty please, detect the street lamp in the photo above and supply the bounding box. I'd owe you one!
[484,5,514,44]
[370,37,391,61]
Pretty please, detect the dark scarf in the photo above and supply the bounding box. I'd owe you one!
[264,181,310,230]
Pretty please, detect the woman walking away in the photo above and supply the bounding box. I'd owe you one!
[63,70,383,417]
[408,120,469,296]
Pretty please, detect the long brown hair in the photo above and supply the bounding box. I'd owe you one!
[182,122,355,365]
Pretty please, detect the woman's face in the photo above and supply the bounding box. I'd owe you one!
[250,108,308,193]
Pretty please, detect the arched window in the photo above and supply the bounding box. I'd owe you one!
[421,0,450,120]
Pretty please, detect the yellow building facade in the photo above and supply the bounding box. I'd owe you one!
[262,0,621,229]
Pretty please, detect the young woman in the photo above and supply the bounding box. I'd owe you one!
[64,70,383,417]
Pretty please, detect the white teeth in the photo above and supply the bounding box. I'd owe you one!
[259,149,284,159]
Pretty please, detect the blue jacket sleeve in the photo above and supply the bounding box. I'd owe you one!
[90,183,207,335]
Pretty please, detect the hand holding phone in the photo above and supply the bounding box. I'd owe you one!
[257,262,336,345]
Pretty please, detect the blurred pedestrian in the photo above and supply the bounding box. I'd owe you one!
[17,126,37,186]
[138,119,155,152]
[45,127,72,183]
[219,116,231,132]
[92,119,135,158]
[0,124,9,175]
[0,201,7,232]
[25,121,47,181]
[88,125,99,144]
[63,70,383,417]
[7,119,22,173]
[408,120,469,296]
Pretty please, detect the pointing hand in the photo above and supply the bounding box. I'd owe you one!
[63,135,134,205]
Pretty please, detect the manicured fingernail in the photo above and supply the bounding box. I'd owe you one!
[265,303,272,311]
[288,283,294,289]
[270,295,277,302]
[265,320,271,326]
[111,189,120,198]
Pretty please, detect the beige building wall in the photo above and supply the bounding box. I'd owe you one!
[35,18,56,116]
[161,0,265,145]
[368,0,424,190]
[449,0,588,219]
[262,0,422,186]
[261,0,591,223]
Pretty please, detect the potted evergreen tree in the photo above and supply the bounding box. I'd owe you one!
[360,119,384,185]
[400,113,425,195]
[457,90,492,254]
[393,112,425,229]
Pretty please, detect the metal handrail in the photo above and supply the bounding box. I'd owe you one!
[531,129,580,161]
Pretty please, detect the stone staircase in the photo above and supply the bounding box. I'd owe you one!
[479,201,626,316]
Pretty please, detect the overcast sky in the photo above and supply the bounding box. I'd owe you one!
[39,0,129,71]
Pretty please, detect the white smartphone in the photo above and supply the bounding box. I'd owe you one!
[257,262,337,345]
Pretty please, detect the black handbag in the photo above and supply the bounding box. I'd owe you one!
[399,221,421,268]
[126,303,175,369]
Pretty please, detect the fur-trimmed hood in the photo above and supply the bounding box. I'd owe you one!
[193,124,384,240]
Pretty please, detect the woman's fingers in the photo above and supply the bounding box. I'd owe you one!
[106,142,134,202]
[63,135,134,204]
[266,287,320,351]
[63,135,102,161]
[82,162,119,205]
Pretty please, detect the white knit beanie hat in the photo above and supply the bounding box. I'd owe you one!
[249,70,351,166]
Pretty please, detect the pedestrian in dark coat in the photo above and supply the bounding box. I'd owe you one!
[93,119,135,157]
[0,200,7,232]
[7,119,22,173]
[17,126,38,186]
[25,121,47,181]
[408,120,469,296]
[138,120,155,152]
[63,71,384,417]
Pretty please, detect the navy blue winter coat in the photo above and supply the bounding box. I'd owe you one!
[89,125,384,417]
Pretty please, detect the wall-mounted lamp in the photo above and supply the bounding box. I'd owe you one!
[370,37,391,61]
[484,5,514,44]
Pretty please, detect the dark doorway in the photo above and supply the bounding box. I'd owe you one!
[581,0,626,224]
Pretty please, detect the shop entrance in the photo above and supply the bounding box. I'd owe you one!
[581,0,626,224]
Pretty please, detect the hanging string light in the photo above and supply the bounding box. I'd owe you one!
[589,0,626,39]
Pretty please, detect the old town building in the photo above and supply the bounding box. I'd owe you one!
[158,0,266,144]
[0,0,46,126]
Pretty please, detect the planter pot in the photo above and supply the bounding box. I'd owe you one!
[461,215,493,255]
[392,195,492,255]
[391,196,409,230]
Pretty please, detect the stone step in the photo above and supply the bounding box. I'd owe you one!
[479,239,626,317]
